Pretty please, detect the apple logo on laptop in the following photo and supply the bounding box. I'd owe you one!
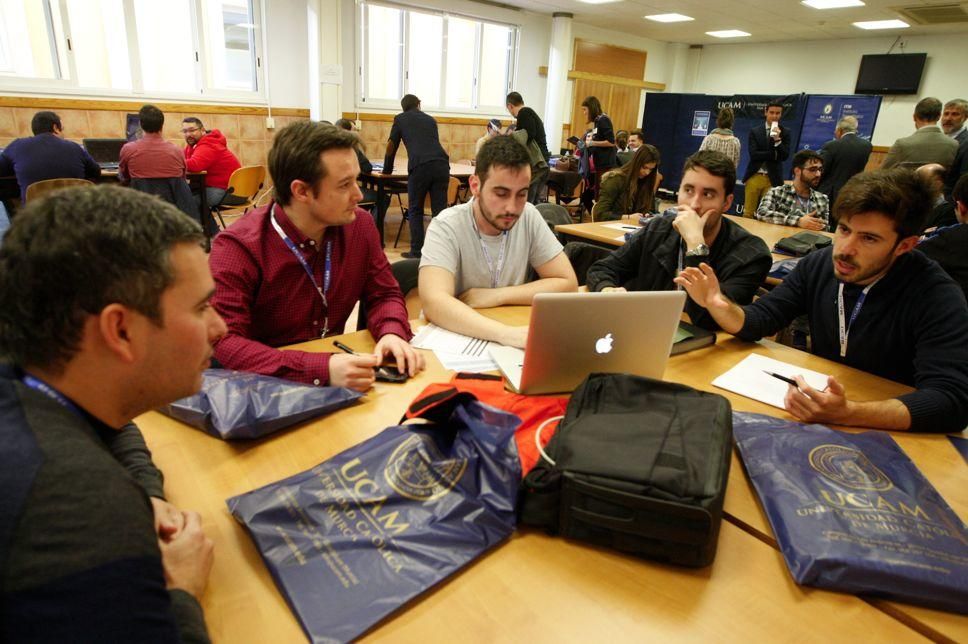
[595,333,614,354]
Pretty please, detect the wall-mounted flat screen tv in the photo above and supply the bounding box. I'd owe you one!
[855,53,927,95]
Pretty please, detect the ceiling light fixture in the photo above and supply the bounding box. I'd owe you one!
[801,0,864,9]
[644,13,694,23]
[853,19,909,29]
[706,30,751,38]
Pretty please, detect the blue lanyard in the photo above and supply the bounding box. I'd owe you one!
[837,277,881,358]
[22,374,83,418]
[471,201,509,288]
[270,203,333,337]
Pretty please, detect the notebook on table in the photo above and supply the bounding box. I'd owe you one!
[489,291,687,395]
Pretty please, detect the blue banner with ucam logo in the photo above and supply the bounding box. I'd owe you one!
[796,95,881,153]
[733,413,967,614]
[227,399,521,643]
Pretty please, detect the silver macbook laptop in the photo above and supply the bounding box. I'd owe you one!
[489,291,687,395]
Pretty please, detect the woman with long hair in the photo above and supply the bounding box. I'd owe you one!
[592,144,661,221]
[698,107,741,169]
[578,96,618,209]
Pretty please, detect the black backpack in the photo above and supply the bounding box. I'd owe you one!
[518,373,733,567]
[774,231,832,257]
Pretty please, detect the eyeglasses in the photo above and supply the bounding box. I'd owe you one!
[181,127,200,135]
[803,166,823,173]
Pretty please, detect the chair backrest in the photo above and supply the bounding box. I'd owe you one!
[422,176,461,210]
[356,258,422,331]
[226,165,266,200]
[535,202,572,229]
[563,241,613,286]
[129,177,197,220]
[24,178,94,203]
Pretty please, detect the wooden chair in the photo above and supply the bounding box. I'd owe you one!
[212,165,266,228]
[24,178,94,202]
[394,176,460,248]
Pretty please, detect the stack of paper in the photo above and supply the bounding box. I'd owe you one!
[712,353,830,409]
[411,324,499,373]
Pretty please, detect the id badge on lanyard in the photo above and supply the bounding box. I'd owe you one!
[270,204,333,338]
[837,278,880,358]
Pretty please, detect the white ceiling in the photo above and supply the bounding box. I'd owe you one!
[494,0,968,44]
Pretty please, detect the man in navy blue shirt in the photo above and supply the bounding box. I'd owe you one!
[383,95,450,258]
[0,111,101,202]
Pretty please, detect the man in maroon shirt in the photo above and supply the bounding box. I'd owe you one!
[209,121,424,391]
[118,105,186,182]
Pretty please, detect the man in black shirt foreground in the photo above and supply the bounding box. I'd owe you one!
[0,185,226,641]
[675,168,968,433]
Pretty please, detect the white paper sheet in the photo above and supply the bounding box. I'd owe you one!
[411,324,499,373]
[600,222,640,231]
[712,353,831,409]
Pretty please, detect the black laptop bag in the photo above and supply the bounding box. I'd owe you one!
[774,231,832,257]
[518,373,732,567]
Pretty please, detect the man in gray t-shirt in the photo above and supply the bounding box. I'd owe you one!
[419,136,578,348]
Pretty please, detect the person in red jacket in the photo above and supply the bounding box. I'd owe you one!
[181,117,242,206]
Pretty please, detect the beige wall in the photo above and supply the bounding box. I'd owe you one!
[0,98,310,189]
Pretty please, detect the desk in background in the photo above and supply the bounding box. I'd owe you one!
[359,161,475,246]
[135,308,965,642]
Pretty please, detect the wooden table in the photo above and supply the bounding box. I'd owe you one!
[359,161,475,246]
[556,215,835,262]
[135,308,966,642]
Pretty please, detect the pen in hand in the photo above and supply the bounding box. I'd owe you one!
[764,370,799,388]
[333,341,357,355]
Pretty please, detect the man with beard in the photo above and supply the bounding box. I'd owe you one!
[754,149,829,230]
[941,98,968,144]
[674,168,968,433]
[419,136,578,348]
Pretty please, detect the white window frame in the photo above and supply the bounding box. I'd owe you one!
[357,0,518,116]
[0,0,266,104]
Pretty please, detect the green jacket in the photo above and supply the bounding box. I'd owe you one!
[592,171,645,221]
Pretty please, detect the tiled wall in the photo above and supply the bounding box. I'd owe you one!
[355,117,494,164]
[0,104,308,190]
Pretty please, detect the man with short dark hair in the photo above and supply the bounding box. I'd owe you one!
[755,149,829,230]
[676,168,968,433]
[817,115,872,215]
[0,110,100,202]
[119,104,186,182]
[941,98,968,144]
[419,136,577,348]
[210,121,424,390]
[383,95,450,259]
[587,150,771,331]
[881,97,958,169]
[506,91,551,204]
[742,100,790,217]
[628,129,644,152]
[0,185,223,641]
[181,116,242,206]
[919,173,968,301]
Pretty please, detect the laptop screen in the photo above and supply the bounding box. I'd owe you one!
[83,138,127,164]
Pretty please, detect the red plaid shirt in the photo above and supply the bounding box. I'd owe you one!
[209,203,411,385]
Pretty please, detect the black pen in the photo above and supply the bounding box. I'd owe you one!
[333,341,357,355]
[764,371,799,388]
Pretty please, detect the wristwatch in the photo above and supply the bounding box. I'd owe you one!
[685,244,710,257]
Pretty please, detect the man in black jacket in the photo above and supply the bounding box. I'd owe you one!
[506,91,550,204]
[742,100,790,218]
[383,94,451,258]
[919,173,968,302]
[0,185,226,642]
[587,150,771,330]
[675,169,968,434]
[817,115,872,225]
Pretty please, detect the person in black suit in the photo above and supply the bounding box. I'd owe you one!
[741,101,790,218]
[817,116,872,228]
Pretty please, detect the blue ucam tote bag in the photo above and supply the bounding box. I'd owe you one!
[733,412,968,614]
[227,398,521,643]
[158,369,362,439]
